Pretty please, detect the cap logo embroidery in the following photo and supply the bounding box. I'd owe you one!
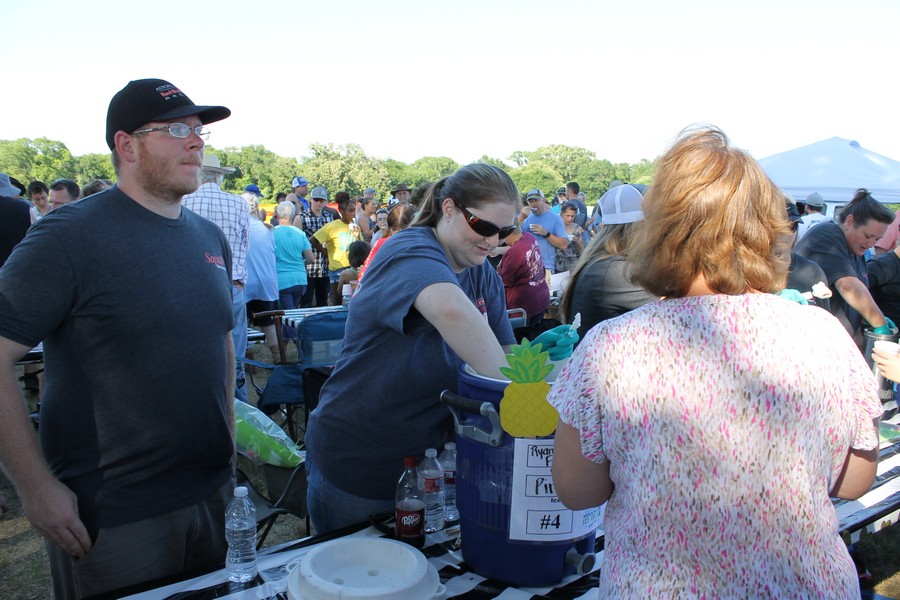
[156,84,186,101]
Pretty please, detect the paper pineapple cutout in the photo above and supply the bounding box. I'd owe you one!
[499,339,558,437]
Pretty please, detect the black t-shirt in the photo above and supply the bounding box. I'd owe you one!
[868,251,900,325]
[0,196,31,267]
[788,253,831,313]
[0,186,234,532]
[568,255,654,339]
[795,220,867,339]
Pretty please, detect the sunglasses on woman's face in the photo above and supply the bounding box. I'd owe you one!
[453,200,516,240]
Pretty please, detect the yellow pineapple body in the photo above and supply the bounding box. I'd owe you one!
[500,381,557,437]
[498,339,558,437]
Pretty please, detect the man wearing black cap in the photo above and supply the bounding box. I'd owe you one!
[0,79,236,598]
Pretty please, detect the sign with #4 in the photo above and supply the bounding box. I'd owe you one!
[508,438,604,542]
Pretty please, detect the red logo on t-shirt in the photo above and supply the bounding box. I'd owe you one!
[475,297,488,319]
[205,252,226,272]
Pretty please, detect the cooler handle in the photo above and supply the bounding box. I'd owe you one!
[440,390,503,447]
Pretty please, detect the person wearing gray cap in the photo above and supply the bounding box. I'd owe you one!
[796,192,829,240]
[0,78,235,598]
[294,185,335,307]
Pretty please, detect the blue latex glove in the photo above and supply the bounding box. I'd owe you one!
[530,325,580,361]
[777,289,808,305]
[873,317,897,335]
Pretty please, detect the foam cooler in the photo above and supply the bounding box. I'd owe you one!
[440,364,596,587]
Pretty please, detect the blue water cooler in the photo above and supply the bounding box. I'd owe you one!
[440,365,596,587]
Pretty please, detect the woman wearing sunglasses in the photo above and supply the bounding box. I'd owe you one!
[305,163,525,533]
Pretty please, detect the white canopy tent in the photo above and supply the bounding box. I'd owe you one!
[758,137,900,206]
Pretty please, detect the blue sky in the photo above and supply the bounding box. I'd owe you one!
[2,0,898,165]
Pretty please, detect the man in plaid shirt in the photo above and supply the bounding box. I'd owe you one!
[294,186,334,307]
[182,154,251,400]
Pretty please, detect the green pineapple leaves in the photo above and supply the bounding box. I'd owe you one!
[500,339,554,383]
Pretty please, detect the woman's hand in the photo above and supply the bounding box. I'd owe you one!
[873,347,900,383]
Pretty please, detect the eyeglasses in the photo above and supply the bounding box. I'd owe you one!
[131,123,210,140]
[453,200,516,240]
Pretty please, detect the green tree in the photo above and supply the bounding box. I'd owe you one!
[630,159,656,185]
[508,163,560,199]
[508,151,529,168]
[409,157,459,186]
[73,153,116,184]
[475,155,510,172]
[30,138,76,184]
[209,144,301,198]
[301,143,391,201]
[0,137,75,184]
[525,145,597,183]
[0,138,36,182]
[383,158,417,196]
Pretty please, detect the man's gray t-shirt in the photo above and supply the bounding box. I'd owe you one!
[0,186,234,533]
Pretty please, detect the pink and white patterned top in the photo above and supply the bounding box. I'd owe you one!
[548,293,882,598]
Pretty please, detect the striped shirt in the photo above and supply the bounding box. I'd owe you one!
[182,183,249,283]
[297,209,335,278]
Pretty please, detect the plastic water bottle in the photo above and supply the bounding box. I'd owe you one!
[225,486,258,582]
[395,456,425,548]
[439,442,459,524]
[418,448,445,533]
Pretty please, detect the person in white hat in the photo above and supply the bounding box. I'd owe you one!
[182,153,251,403]
[559,184,654,339]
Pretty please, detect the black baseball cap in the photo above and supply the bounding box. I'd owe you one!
[105,78,231,150]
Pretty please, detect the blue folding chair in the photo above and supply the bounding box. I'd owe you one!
[297,311,348,367]
[243,310,347,440]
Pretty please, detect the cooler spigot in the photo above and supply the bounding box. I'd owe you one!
[565,547,596,576]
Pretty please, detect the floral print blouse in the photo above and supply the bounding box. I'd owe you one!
[548,293,882,598]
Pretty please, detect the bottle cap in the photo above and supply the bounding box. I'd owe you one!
[342,284,352,296]
[444,442,456,450]
[234,486,248,497]
[425,448,437,458]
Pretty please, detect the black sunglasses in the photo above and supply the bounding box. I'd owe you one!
[453,200,516,240]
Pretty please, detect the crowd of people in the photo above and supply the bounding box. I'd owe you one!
[1,76,900,598]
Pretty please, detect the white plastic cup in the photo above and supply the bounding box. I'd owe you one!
[874,340,900,355]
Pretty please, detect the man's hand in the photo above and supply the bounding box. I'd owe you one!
[22,478,91,558]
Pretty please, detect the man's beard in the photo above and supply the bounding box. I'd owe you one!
[135,139,201,203]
